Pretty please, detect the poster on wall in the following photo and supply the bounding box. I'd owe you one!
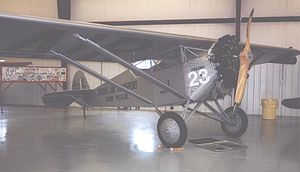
[1,66,67,82]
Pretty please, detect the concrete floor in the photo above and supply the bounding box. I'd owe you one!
[0,105,299,172]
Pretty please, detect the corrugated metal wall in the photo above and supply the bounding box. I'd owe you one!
[1,58,62,105]
[1,59,127,106]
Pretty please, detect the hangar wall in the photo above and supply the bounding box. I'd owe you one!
[1,58,126,106]
[71,0,300,116]
[0,0,299,116]
[1,58,62,106]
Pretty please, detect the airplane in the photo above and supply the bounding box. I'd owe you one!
[0,9,299,148]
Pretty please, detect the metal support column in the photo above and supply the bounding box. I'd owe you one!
[0,68,2,114]
[50,50,153,105]
[82,91,86,118]
[82,101,86,119]
[73,34,187,100]
[57,0,71,20]
[235,0,241,41]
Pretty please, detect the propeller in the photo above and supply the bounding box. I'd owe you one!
[233,9,254,109]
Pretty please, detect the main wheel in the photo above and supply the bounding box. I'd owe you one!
[221,107,248,137]
[157,112,187,148]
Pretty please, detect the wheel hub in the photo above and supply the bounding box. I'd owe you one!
[228,114,238,126]
[225,114,242,132]
[160,118,180,144]
[221,107,248,137]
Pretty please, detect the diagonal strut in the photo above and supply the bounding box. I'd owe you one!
[73,34,187,100]
[51,50,153,105]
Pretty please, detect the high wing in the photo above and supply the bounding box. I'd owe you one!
[250,44,299,66]
[0,13,213,62]
[0,12,299,65]
[281,98,300,109]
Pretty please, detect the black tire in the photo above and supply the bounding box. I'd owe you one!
[221,107,248,137]
[157,112,187,148]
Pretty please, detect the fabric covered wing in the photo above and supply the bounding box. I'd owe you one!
[250,44,299,66]
[0,13,298,65]
[281,98,300,109]
[0,13,214,62]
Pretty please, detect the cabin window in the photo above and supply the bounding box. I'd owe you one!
[132,59,160,69]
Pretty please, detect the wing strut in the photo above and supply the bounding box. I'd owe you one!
[50,50,153,105]
[73,34,187,100]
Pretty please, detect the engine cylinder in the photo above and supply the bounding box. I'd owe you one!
[208,35,242,89]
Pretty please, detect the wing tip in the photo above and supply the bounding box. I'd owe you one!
[281,98,300,109]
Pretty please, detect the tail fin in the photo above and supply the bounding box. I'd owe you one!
[72,70,90,90]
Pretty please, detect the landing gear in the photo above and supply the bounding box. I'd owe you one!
[157,112,187,148]
[221,107,248,137]
[157,103,248,148]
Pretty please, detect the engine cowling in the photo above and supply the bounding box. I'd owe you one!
[208,35,242,89]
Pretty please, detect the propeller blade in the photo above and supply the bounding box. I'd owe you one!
[234,9,254,105]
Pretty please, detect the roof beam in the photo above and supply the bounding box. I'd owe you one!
[242,16,300,23]
[92,16,300,26]
[57,0,71,90]
[93,18,236,26]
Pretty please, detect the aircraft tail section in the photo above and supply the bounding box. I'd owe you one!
[42,89,97,108]
[42,70,96,108]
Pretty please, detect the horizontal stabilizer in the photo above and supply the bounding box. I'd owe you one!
[281,98,300,109]
[42,89,97,108]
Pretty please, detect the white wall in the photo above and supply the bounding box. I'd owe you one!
[0,0,58,18]
[71,0,236,38]
[71,0,235,21]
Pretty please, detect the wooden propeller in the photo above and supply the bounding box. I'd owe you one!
[234,9,254,105]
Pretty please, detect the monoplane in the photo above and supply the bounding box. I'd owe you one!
[0,10,299,147]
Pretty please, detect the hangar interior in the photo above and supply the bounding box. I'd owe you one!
[0,0,299,172]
